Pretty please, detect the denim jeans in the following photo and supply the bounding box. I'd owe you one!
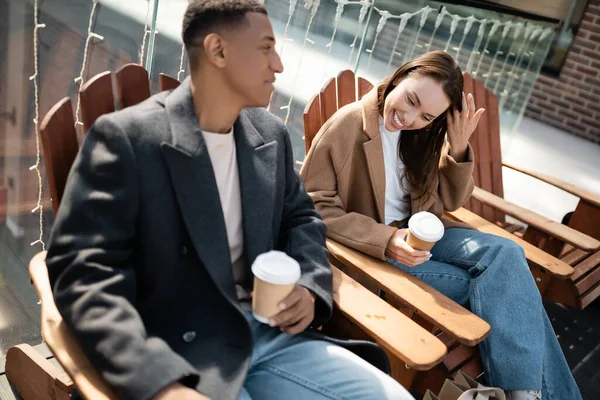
[237,310,414,400]
[388,228,581,400]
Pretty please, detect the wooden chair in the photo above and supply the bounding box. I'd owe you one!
[461,72,600,309]
[302,70,582,394]
[7,70,449,399]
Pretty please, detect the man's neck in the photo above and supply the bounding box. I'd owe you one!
[190,72,242,134]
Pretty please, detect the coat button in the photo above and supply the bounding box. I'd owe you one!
[180,245,188,256]
[182,331,196,343]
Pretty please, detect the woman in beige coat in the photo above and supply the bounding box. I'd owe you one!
[300,51,580,400]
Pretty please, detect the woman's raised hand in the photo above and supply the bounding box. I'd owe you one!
[446,92,485,162]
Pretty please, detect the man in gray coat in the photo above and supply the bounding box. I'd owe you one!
[46,1,413,399]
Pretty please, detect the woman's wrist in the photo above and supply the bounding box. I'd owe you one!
[448,141,468,162]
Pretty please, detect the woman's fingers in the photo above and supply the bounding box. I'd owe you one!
[473,108,486,125]
[467,92,476,119]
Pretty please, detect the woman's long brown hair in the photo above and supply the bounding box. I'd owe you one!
[377,51,463,200]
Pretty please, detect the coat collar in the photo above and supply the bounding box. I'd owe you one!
[358,86,434,220]
[160,78,276,304]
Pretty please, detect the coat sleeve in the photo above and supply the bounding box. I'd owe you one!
[437,142,475,212]
[300,114,397,261]
[278,126,333,328]
[46,115,199,400]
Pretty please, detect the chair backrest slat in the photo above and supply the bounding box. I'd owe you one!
[115,64,151,109]
[159,73,181,92]
[303,94,322,154]
[463,72,505,223]
[39,98,80,214]
[462,73,481,216]
[80,71,115,134]
[357,77,373,100]
[319,77,338,124]
[487,88,504,223]
[0,186,7,223]
[337,70,356,109]
[472,75,496,223]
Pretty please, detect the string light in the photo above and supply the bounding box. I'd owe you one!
[386,13,410,71]
[177,44,186,81]
[282,0,320,125]
[455,15,476,61]
[494,22,524,93]
[29,0,46,249]
[444,14,461,52]
[426,7,447,51]
[74,0,104,130]
[480,21,508,83]
[466,19,488,73]
[139,0,151,65]
[405,6,433,62]
[348,0,371,62]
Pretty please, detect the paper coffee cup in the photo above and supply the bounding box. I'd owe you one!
[406,211,445,251]
[251,251,301,324]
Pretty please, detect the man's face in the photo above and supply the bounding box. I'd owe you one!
[222,12,283,108]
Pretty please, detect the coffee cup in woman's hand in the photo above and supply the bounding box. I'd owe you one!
[385,228,431,267]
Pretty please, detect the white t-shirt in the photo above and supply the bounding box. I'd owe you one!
[379,115,411,225]
[201,128,248,299]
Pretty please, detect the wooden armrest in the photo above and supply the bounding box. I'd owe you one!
[327,239,491,346]
[471,186,600,252]
[6,343,73,400]
[331,266,447,370]
[30,251,119,400]
[503,161,600,208]
[446,208,574,278]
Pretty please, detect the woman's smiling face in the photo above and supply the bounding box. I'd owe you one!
[382,74,450,132]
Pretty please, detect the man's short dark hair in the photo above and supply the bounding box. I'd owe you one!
[182,0,267,65]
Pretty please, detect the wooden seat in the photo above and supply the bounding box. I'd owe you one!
[461,72,600,309]
[7,71,448,399]
[302,70,579,394]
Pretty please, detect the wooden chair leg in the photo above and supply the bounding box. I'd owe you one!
[6,344,73,400]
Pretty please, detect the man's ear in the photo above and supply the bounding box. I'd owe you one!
[203,33,227,68]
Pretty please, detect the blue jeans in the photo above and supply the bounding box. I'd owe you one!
[388,228,581,400]
[237,311,414,400]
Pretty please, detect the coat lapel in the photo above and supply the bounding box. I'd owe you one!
[234,111,277,267]
[361,89,386,223]
[160,78,237,303]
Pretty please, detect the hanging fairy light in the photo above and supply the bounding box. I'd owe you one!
[481,21,510,84]
[455,15,476,62]
[443,14,461,52]
[466,19,487,73]
[74,0,104,130]
[405,6,433,62]
[282,0,320,125]
[366,9,391,69]
[426,6,447,51]
[493,21,523,93]
[387,13,410,70]
[348,0,371,62]
[29,0,46,249]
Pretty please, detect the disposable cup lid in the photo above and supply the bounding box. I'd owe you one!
[251,251,301,285]
[408,211,444,242]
